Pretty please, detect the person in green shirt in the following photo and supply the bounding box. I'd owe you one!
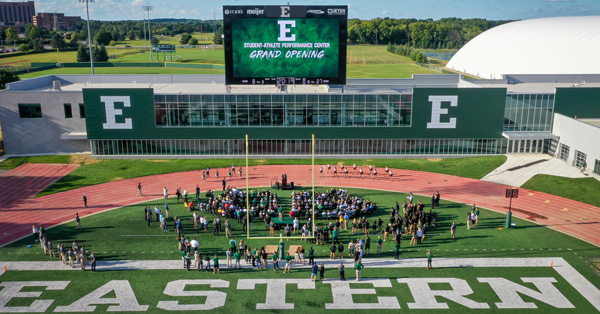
[229,237,237,252]
[364,235,371,254]
[475,208,480,226]
[332,228,339,244]
[185,252,191,271]
[272,252,280,271]
[284,253,293,273]
[233,251,241,269]
[426,250,433,269]
[181,250,187,269]
[354,261,364,281]
[308,247,315,265]
[213,254,220,274]
[394,243,401,260]
[377,236,383,255]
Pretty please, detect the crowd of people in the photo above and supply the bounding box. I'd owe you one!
[31,223,96,271]
[27,164,474,274]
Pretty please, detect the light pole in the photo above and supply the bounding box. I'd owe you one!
[80,0,95,75]
[143,5,153,62]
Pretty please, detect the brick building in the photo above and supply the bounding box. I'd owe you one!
[33,12,81,31]
[0,1,35,26]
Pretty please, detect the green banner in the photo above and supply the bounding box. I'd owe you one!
[83,87,507,140]
[554,87,600,119]
[411,88,507,139]
[231,18,339,79]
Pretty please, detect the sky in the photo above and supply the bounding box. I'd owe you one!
[17,0,600,21]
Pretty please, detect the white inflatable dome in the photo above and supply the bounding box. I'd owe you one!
[446,16,600,79]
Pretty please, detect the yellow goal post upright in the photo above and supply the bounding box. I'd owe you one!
[245,134,316,240]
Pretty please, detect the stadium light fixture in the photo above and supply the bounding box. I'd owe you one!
[79,0,95,75]
[143,6,153,62]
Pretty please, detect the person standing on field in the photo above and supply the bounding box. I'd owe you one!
[339,262,346,281]
[90,252,96,272]
[426,250,433,269]
[354,261,364,281]
[75,213,81,230]
[83,193,87,207]
[32,225,39,242]
[450,221,457,239]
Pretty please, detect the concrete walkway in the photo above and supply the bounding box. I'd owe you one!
[482,154,591,187]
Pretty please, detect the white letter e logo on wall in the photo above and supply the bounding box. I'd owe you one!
[102,96,132,130]
[427,95,458,129]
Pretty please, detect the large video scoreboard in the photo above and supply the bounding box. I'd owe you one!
[223,5,348,85]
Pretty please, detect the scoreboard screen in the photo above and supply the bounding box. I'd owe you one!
[223,5,347,85]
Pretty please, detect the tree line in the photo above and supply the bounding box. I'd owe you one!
[348,17,513,49]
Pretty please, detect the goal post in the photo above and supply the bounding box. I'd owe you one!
[245,134,316,239]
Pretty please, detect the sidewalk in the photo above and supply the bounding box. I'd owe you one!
[482,154,590,187]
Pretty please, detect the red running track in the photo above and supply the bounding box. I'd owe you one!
[0,164,598,248]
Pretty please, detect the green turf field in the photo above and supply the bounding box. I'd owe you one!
[347,63,439,78]
[1,187,599,313]
[521,174,600,208]
[11,156,506,197]
[2,187,598,263]
[1,266,597,313]
[19,62,437,79]
[6,44,443,79]
[110,32,215,47]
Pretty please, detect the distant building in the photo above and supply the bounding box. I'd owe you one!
[0,1,35,26]
[33,12,81,31]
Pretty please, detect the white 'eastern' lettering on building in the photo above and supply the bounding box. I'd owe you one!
[101,96,133,130]
[427,95,458,129]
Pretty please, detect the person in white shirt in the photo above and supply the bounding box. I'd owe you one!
[163,187,168,199]
[190,238,199,253]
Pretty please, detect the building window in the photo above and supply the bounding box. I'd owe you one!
[558,144,569,161]
[574,150,587,168]
[64,104,72,119]
[153,94,413,128]
[18,104,42,118]
[79,104,86,118]
[91,138,507,156]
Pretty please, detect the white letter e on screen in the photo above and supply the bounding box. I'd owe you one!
[102,96,133,130]
[278,20,296,41]
[427,95,458,129]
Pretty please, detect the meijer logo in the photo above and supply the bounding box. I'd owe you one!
[246,8,264,15]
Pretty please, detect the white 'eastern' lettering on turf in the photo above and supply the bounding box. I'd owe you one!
[53,280,148,312]
[0,281,69,313]
[237,279,315,309]
[156,280,229,311]
[325,278,401,309]
[478,277,575,309]
[398,278,489,309]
